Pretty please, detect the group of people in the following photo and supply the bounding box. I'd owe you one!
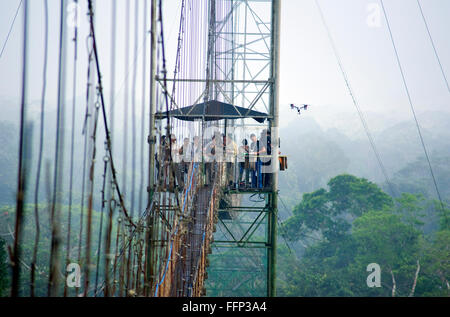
[237,130,273,189]
[155,130,273,190]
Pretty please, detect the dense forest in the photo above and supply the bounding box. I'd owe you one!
[275,111,450,296]
[278,174,449,296]
[0,109,449,296]
[0,204,110,296]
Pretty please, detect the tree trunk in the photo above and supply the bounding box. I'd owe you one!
[437,270,449,292]
[409,260,420,297]
[390,269,396,297]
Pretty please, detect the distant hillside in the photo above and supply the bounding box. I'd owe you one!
[0,121,18,205]
[278,110,450,216]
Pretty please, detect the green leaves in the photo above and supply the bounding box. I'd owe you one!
[277,173,450,297]
[353,211,421,274]
[0,238,7,296]
[327,174,393,216]
[392,193,427,229]
[282,174,393,242]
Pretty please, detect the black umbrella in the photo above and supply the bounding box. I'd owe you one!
[155,100,269,123]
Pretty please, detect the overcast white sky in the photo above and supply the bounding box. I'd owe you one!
[0,0,449,133]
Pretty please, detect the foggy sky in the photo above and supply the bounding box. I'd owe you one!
[0,0,449,134]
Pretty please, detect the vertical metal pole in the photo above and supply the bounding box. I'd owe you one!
[148,0,157,198]
[268,0,280,298]
[146,0,158,295]
[205,0,216,103]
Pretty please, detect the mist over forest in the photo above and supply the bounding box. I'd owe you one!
[1,95,449,296]
[278,108,450,211]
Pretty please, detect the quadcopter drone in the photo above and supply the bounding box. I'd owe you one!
[290,104,308,115]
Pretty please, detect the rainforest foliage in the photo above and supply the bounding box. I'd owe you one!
[278,174,449,296]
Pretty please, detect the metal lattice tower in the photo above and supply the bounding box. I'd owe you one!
[204,0,281,297]
[146,0,281,297]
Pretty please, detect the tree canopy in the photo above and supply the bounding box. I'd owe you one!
[278,174,449,297]
[282,174,393,242]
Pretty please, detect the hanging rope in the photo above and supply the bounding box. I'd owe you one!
[31,0,49,298]
[64,0,79,298]
[11,0,28,298]
[48,0,68,297]
[94,150,109,295]
[86,0,136,228]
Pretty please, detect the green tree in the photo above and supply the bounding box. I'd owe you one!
[278,174,448,297]
[282,174,393,242]
[352,210,422,296]
[419,204,450,296]
[0,238,8,296]
[0,204,113,296]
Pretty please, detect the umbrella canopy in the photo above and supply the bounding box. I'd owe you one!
[155,100,269,123]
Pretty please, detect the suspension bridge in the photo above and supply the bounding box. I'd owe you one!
[6,0,282,297]
[4,0,448,299]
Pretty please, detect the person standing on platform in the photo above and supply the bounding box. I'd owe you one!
[204,134,216,186]
[225,134,238,187]
[238,138,250,188]
[171,135,184,190]
[249,133,261,188]
[193,135,201,163]
[259,129,272,189]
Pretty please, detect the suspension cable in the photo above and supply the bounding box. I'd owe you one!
[86,0,136,227]
[380,0,445,211]
[314,0,396,198]
[11,0,28,298]
[0,0,23,59]
[416,0,449,93]
[48,0,68,297]
[31,0,49,298]
[64,0,79,298]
